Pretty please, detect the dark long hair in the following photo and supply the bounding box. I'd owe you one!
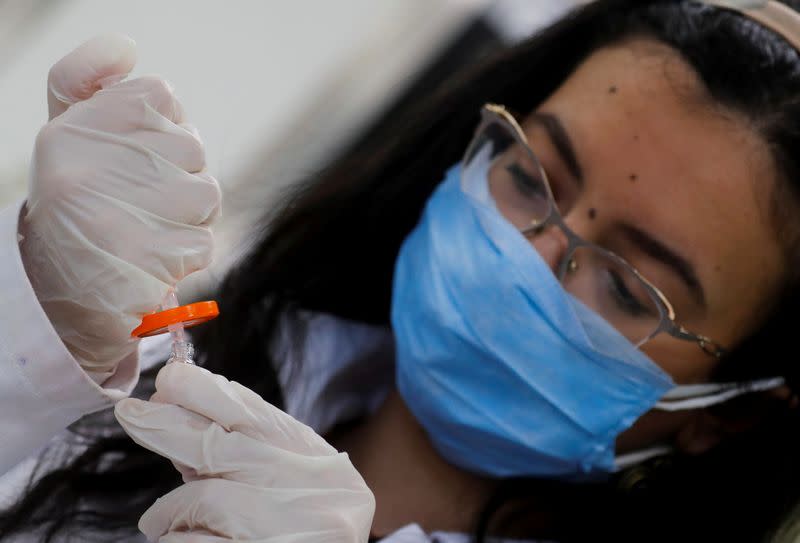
[4,1,800,541]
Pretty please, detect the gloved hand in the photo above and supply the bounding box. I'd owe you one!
[20,34,221,380]
[115,363,375,542]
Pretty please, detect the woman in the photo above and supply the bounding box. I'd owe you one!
[3,0,800,541]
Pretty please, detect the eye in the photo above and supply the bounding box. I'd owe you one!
[606,269,655,317]
[505,162,548,201]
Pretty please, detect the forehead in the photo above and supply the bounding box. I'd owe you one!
[531,39,784,339]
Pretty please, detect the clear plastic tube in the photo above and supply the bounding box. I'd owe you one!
[163,289,195,364]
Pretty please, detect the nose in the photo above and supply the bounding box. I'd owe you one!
[530,224,569,276]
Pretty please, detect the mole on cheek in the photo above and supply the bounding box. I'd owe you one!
[588,208,597,220]
[629,174,638,182]
[609,85,618,94]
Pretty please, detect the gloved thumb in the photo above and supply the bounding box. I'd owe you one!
[47,33,137,120]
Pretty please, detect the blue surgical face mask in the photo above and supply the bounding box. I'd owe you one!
[391,162,783,478]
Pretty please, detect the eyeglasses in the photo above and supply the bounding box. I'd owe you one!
[461,104,726,358]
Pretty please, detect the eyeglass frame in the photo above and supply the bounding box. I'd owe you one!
[466,103,726,359]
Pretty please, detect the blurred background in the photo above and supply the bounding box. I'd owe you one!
[0,0,589,297]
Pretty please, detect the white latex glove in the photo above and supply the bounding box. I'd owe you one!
[115,363,375,543]
[20,34,221,379]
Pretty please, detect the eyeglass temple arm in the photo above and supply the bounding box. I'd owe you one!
[669,326,726,359]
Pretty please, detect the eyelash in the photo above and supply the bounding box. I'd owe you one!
[607,270,651,317]
[506,163,546,199]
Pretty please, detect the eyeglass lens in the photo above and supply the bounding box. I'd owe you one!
[463,116,666,345]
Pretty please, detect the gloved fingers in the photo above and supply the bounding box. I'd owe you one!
[55,76,187,136]
[110,163,221,227]
[48,33,137,120]
[45,197,215,284]
[31,121,220,227]
[56,79,204,172]
[143,168,221,227]
[61,75,186,133]
[116,398,370,490]
[89,146,219,226]
[139,479,373,543]
[193,171,222,226]
[180,123,202,142]
[155,363,338,455]
[124,120,206,173]
[117,220,214,284]
[106,75,187,124]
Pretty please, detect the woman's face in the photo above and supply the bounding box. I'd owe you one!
[491,39,787,450]
[498,39,785,383]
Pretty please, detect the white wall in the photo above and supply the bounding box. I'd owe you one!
[0,0,483,198]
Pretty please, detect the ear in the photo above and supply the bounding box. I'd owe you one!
[674,410,728,455]
[674,386,793,455]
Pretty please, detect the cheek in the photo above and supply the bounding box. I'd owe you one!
[640,334,719,385]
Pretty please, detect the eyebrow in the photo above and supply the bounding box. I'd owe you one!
[525,111,704,308]
[619,224,707,308]
[528,112,584,182]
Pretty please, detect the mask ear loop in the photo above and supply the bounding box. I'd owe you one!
[612,377,786,471]
[654,377,785,411]
[613,445,675,471]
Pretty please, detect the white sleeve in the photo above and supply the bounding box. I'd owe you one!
[0,199,139,476]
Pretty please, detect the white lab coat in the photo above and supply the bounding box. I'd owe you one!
[0,199,140,475]
[0,198,534,543]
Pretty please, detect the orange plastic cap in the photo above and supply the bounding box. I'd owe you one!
[131,301,219,338]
